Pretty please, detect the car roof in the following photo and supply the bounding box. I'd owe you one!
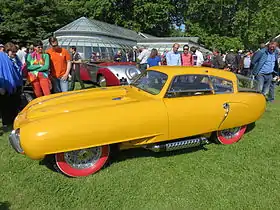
[98,62,136,67]
[147,66,237,81]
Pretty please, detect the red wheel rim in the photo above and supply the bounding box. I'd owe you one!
[55,145,109,177]
[217,125,247,144]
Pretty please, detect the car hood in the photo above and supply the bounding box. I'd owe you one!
[21,86,144,122]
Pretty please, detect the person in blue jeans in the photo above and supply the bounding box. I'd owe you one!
[251,41,279,99]
[147,49,161,68]
[46,37,71,93]
[267,71,279,102]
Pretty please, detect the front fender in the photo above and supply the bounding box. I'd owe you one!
[20,100,168,160]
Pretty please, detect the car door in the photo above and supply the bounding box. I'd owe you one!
[163,74,234,140]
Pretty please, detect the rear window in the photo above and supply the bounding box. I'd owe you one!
[236,74,259,92]
[210,76,233,93]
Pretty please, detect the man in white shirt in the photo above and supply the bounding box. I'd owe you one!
[191,47,204,66]
[16,46,27,65]
[137,46,150,72]
[166,43,181,66]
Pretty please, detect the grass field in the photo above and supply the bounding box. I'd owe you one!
[1,87,280,210]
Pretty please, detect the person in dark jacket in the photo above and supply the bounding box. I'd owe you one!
[211,49,225,69]
[69,46,85,91]
[225,49,238,72]
[251,41,279,97]
[0,43,23,132]
[114,50,126,62]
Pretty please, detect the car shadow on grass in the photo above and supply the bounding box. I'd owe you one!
[245,122,256,134]
[39,155,60,175]
[0,201,11,210]
[110,145,208,164]
[39,145,208,175]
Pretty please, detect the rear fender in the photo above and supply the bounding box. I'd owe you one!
[219,94,266,130]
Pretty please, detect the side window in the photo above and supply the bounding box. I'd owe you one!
[210,76,233,93]
[167,74,213,97]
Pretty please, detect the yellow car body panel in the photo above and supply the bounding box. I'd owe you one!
[17,87,169,159]
[13,66,266,160]
[218,93,266,130]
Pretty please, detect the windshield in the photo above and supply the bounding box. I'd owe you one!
[236,74,259,92]
[131,70,168,95]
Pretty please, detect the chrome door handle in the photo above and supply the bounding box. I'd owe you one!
[223,103,230,117]
[223,103,229,109]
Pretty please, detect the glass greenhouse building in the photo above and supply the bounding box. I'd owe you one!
[43,17,211,60]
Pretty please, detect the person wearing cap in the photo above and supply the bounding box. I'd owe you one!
[46,37,71,93]
[26,40,51,97]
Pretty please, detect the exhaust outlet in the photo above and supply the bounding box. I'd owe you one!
[144,137,209,152]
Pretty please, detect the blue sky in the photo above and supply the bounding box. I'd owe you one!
[174,24,186,31]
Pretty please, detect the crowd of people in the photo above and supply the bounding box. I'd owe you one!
[111,43,257,76]
[0,37,84,133]
[119,42,279,101]
[0,38,279,134]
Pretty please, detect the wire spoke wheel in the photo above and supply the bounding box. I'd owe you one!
[216,125,247,144]
[55,145,110,177]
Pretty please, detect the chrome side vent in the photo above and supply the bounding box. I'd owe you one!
[144,137,209,152]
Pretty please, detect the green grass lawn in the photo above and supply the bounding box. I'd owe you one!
[1,87,280,210]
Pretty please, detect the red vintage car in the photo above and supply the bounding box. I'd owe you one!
[80,62,141,87]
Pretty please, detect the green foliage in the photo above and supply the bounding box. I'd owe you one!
[0,0,78,44]
[0,0,279,50]
[185,0,280,50]
[84,0,179,37]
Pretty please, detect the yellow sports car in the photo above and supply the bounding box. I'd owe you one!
[9,66,266,177]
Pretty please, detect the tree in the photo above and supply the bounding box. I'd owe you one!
[184,0,280,50]
[83,0,182,37]
[0,0,79,44]
[0,0,279,51]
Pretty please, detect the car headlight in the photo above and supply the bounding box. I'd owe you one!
[9,129,24,154]
[126,68,140,79]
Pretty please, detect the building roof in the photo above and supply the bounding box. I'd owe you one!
[54,17,198,43]
[139,37,199,43]
[45,17,211,56]
[54,17,149,42]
